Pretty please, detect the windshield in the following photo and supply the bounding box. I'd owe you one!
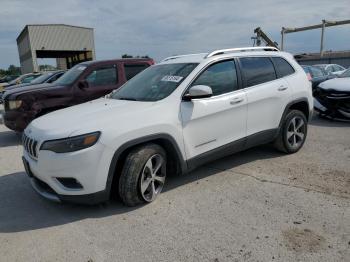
[54,64,87,85]
[30,72,54,84]
[111,63,198,101]
[339,68,350,78]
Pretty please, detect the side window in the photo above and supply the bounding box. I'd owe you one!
[22,76,36,83]
[309,67,324,78]
[86,67,117,86]
[191,60,238,96]
[326,66,334,73]
[240,57,276,87]
[47,73,62,83]
[124,64,150,80]
[271,57,295,78]
[333,65,344,71]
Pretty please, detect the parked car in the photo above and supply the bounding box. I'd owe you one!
[0,75,19,84]
[21,47,313,206]
[0,75,20,92]
[2,73,42,88]
[4,71,65,91]
[313,64,346,76]
[314,68,350,120]
[3,58,154,131]
[301,65,335,92]
[0,71,65,104]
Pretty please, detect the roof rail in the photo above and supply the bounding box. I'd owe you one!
[206,46,279,58]
[161,53,207,62]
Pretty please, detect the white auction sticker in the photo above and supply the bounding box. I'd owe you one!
[161,75,183,83]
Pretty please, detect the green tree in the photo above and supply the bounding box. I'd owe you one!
[7,65,21,75]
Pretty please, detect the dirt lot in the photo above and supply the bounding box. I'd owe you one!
[0,106,349,262]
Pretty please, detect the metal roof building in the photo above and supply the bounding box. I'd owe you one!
[17,24,95,73]
[295,50,350,68]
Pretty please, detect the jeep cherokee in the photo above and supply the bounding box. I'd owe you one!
[21,47,313,206]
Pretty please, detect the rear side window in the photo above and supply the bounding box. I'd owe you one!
[86,67,117,86]
[124,64,150,80]
[271,57,295,78]
[191,60,238,96]
[240,57,276,87]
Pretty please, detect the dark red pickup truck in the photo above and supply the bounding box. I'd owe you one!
[3,58,154,132]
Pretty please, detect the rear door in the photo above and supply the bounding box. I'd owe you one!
[240,56,293,136]
[180,59,247,160]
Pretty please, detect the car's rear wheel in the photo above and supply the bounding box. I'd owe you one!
[119,144,167,206]
[274,110,308,153]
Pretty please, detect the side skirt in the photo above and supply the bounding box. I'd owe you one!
[186,128,278,172]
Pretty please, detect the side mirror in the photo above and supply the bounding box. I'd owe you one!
[183,85,213,101]
[78,80,89,89]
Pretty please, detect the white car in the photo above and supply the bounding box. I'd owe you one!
[22,47,313,206]
[314,64,346,76]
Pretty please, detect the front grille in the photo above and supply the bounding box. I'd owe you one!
[22,133,39,159]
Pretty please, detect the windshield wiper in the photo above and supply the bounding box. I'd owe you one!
[117,97,137,101]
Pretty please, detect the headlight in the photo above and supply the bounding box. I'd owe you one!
[8,100,22,110]
[40,132,101,153]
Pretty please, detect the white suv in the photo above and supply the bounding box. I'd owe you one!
[22,47,313,206]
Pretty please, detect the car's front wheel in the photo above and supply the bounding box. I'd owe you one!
[274,110,308,153]
[119,143,167,206]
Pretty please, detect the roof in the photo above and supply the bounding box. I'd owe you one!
[79,58,154,66]
[160,47,292,64]
[17,24,94,41]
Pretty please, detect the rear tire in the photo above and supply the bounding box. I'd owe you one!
[274,110,308,153]
[119,144,167,207]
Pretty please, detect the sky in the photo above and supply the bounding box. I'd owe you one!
[0,0,350,69]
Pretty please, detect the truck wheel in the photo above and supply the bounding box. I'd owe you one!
[274,110,308,153]
[119,144,167,206]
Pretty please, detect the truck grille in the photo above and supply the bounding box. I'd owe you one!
[22,134,39,159]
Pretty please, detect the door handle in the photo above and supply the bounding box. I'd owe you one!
[230,97,244,105]
[278,85,288,91]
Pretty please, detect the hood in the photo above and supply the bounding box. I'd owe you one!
[3,83,31,92]
[318,78,350,92]
[3,83,61,99]
[27,98,156,139]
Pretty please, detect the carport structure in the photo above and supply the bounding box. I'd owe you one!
[17,24,95,73]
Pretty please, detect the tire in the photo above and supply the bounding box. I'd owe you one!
[274,110,308,154]
[119,143,167,206]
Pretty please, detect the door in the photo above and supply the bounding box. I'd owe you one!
[180,59,247,160]
[75,65,119,103]
[240,56,293,136]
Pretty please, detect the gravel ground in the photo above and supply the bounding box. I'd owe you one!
[0,106,349,262]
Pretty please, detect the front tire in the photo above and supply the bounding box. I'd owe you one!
[274,110,308,153]
[119,144,167,206]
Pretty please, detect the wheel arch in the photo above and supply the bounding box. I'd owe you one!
[279,98,311,128]
[106,134,187,197]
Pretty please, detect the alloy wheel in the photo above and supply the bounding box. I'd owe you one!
[286,116,306,148]
[140,154,166,202]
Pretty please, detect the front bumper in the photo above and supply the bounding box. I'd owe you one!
[22,141,114,205]
[3,109,35,132]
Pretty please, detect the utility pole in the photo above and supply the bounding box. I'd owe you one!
[281,27,285,51]
[320,20,326,57]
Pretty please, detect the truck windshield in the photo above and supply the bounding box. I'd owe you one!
[111,63,198,101]
[55,65,87,85]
